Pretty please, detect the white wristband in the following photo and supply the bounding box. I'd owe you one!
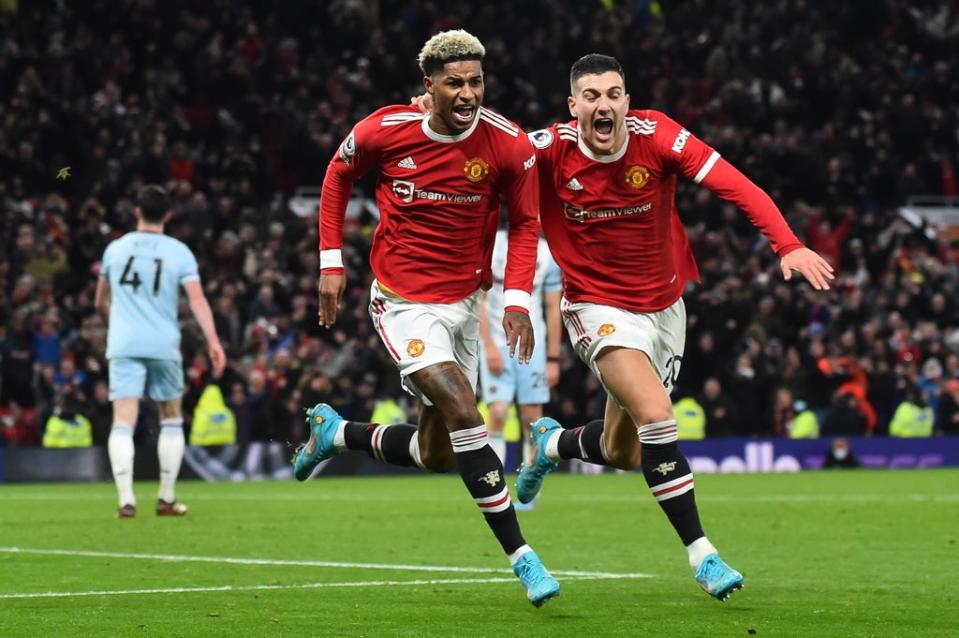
[503,289,532,311]
[320,249,343,269]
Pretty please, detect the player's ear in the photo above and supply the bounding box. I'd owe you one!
[624,93,631,109]
[423,75,434,95]
[567,95,576,118]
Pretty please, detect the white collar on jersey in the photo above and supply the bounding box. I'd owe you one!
[576,126,630,163]
[421,111,480,143]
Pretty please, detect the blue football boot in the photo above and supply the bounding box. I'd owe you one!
[293,403,342,481]
[512,550,560,607]
[694,553,744,601]
[515,418,561,504]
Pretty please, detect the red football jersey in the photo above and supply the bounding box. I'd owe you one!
[533,109,803,312]
[320,104,540,308]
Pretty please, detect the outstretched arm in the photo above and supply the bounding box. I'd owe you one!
[700,159,834,290]
[654,110,835,290]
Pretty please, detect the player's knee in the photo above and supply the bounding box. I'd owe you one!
[633,405,675,429]
[439,403,484,430]
[605,443,641,470]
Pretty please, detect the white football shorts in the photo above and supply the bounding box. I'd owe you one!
[561,296,686,395]
[369,280,480,405]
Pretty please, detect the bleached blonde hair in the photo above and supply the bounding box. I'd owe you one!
[417,29,485,76]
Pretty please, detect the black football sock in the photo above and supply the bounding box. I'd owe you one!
[555,419,611,466]
[638,420,705,546]
[450,425,529,560]
[342,422,422,468]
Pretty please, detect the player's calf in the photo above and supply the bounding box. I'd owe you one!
[639,419,705,547]
[637,418,741,594]
[343,421,430,469]
[553,419,614,467]
[450,424,560,604]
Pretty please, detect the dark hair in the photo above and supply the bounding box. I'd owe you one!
[137,185,170,223]
[421,53,483,77]
[570,54,625,93]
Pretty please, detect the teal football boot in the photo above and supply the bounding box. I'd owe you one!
[512,550,560,607]
[695,553,744,601]
[515,417,561,504]
[293,403,342,481]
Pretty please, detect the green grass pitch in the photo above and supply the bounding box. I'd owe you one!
[1,470,956,637]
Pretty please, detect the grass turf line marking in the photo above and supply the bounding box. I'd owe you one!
[0,547,652,580]
[0,573,639,600]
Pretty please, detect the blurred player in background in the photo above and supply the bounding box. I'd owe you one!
[513,54,834,600]
[95,185,226,518]
[478,228,562,507]
[293,30,560,606]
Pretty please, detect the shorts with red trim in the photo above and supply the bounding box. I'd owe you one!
[369,280,480,405]
[560,296,686,397]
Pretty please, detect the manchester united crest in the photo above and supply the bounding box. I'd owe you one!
[624,165,650,189]
[407,339,425,357]
[598,323,616,336]
[464,157,490,182]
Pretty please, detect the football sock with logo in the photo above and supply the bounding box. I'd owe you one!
[450,425,527,556]
[340,421,424,469]
[551,419,611,466]
[638,420,707,555]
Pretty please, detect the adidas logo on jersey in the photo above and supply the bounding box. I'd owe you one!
[397,156,417,169]
[565,178,583,191]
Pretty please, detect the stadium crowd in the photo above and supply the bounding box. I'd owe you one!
[2,0,959,451]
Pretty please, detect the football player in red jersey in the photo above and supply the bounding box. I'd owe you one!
[294,30,559,607]
[513,54,834,601]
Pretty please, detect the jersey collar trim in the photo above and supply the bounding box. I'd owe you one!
[576,128,629,163]
[421,112,480,143]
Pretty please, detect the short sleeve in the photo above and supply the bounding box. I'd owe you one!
[179,245,200,284]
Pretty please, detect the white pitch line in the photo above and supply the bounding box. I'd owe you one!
[0,547,652,580]
[0,573,652,601]
[0,576,519,600]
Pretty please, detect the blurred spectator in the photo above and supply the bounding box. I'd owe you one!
[88,380,114,446]
[939,379,959,435]
[700,378,738,437]
[822,438,860,468]
[889,384,935,437]
[786,400,820,439]
[821,390,869,437]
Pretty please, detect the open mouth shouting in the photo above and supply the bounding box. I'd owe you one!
[593,117,614,142]
[452,104,476,126]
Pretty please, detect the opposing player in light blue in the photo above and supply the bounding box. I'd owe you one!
[95,185,225,518]
[479,229,562,506]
